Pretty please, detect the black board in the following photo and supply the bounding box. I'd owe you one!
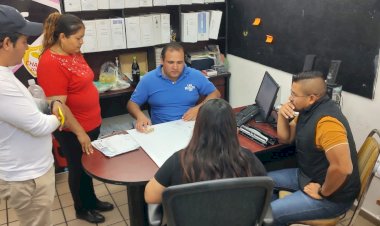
[228,0,380,99]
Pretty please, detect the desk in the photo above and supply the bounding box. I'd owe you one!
[82,110,292,226]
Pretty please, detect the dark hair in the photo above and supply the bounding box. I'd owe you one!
[292,70,324,83]
[160,42,184,60]
[180,99,252,183]
[42,12,84,51]
[0,32,22,48]
[292,71,327,96]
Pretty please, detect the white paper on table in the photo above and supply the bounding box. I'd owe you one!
[92,134,140,157]
[128,120,195,167]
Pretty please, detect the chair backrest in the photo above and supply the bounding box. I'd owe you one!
[348,129,380,226]
[162,176,274,226]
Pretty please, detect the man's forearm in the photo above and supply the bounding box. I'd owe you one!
[320,166,350,197]
[196,89,221,108]
[127,101,145,119]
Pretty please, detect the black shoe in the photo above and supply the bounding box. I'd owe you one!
[94,200,114,212]
[76,210,105,223]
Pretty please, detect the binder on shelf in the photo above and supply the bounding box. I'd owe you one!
[97,0,109,9]
[125,0,139,8]
[110,18,127,50]
[160,13,171,44]
[197,11,209,41]
[181,12,198,43]
[167,0,181,5]
[96,19,112,52]
[153,0,167,6]
[140,0,153,7]
[204,0,214,3]
[214,0,224,2]
[140,15,154,47]
[181,0,192,4]
[109,0,124,9]
[151,14,162,46]
[81,20,98,53]
[64,0,81,12]
[192,0,205,3]
[81,0,98,11]
[154,47,164,67]
[208,10,222,39]
[125,16,141,48]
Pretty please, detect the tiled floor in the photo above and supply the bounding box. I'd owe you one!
[1,172,130,226]
[0,171,378,226]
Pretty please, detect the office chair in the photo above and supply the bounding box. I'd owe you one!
[162,177,273,226]
[279,129,380,226]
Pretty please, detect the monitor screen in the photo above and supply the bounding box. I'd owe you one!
[255,71,280,122]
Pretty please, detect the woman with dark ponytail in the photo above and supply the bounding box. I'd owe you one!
[37,13,113,224]
[145,98,267,203]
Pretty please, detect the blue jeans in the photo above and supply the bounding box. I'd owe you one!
[268,168,353,226]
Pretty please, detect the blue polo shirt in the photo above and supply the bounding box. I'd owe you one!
[130,65,216,124]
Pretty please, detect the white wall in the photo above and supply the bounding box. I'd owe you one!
[227,54,380,219]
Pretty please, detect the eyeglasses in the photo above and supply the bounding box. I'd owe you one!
[290,90,309,98]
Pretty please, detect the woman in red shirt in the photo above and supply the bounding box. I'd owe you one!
[37,13,112,224]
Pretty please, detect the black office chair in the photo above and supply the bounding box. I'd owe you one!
[148,177,274,226]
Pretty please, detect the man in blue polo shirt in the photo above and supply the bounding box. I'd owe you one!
[127,43,220,132]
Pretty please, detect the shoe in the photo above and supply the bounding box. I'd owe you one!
[94,200,114,212]
[76,210,105,223]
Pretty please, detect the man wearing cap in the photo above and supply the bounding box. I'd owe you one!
[0,5,63,226]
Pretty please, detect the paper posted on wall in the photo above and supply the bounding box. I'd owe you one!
[91,134,140,157]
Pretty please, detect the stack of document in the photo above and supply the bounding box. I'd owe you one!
[128,120,195,167]
[92,134,140,157]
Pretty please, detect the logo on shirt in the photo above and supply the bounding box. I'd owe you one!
[185,84,195,92]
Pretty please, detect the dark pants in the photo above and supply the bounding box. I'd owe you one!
[54,127,100,213]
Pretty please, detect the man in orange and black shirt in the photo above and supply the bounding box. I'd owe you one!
[269,71,360,226]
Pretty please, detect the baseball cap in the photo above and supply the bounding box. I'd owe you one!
[0,4,42,36]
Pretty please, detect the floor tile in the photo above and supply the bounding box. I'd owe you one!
[59,192,74,208]
[98,206,124,226]
[62,205,76,222]
[93,178,104,186]
[0,209,6,225]
[51,209,65,225]
[111,191,128,206]
[56,181,71,195]
[106,183,127,194]
[118,204,130,220]
[95,183,110,198]
[67,218,97,226]
[55,172,69,184]
[109,221,128,226]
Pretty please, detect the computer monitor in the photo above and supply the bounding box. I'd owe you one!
[254,71,280,122]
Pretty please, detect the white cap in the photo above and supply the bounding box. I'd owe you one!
[28,79,35,86]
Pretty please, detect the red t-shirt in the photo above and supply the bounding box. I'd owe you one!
[37,49,101,132]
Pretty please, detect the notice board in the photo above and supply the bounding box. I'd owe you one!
[228,0,380,99]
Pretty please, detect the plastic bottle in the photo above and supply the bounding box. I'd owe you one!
[27,79,48,113]
[131,56,140,87]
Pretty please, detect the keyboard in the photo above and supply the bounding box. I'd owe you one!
[235,105,260,127]
[239,125,278,147]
